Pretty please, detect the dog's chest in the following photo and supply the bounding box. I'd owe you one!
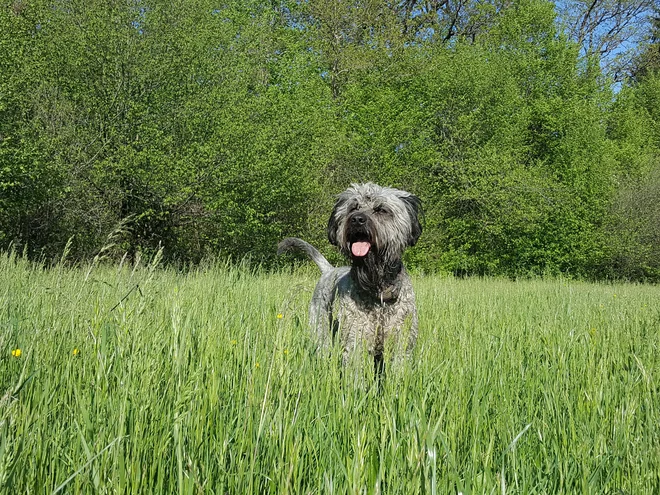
[335,287,415,341]
[348,294,407,322]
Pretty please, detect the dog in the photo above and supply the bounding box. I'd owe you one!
[278,183,422,375]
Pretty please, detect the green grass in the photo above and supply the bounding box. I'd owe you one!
[0,250,659,493]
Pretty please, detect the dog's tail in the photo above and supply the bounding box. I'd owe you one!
[277,237,334,274]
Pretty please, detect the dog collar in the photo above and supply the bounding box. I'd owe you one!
[379,286,398,304]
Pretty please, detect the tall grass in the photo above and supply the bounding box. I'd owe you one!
[0,251,658,493]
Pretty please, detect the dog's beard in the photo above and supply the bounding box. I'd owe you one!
[344,223,404,300]
[351,252,403,301]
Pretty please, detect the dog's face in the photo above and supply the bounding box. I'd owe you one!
[327,183,422,264]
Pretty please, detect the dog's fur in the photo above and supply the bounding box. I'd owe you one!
[278,183,422,372]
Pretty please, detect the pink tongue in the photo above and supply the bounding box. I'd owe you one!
[351,241,371,257]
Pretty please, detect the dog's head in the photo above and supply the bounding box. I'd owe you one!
[327,183,422,265]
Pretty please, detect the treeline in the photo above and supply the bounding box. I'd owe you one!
[1,0,659,280]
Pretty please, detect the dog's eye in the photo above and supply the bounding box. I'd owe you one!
[374,206,389,215]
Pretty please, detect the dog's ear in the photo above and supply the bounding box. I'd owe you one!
[327,197,345,246]
[401,193,423,246]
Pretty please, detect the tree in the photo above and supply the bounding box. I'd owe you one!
[0,1,65,252]
[556,0,658,79]
[628,4,660,79]
[1,0,659,280]
[394,0,516,42]
[606,161,660,280]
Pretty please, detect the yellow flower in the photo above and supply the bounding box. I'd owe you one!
[231,339,238,346]
[11,348,21,358]
[276,313,284,320]
[72,348,80,356]
[255,362,260,369]
[283,349,289,356]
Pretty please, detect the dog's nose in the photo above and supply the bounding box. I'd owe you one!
[351,213,367,225]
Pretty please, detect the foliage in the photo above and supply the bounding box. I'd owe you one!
[557,0,657,79]
[606,162,660,280]
[1,0,660,279]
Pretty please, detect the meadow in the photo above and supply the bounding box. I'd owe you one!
[0,250,658,494]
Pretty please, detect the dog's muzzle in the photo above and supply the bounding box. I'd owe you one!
[348,213,372,257]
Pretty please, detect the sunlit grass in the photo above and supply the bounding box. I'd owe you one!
[0,251,658,493]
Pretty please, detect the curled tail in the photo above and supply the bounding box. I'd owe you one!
[277,237,334,274]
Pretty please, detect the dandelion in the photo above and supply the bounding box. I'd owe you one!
[277,313,284,320]
[255,362,260,369]
[283,349,289,356]
[231,339,237,346]
[73,348,80,356]
[11,348,21,358]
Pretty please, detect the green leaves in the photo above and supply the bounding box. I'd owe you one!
[0,0,659,279]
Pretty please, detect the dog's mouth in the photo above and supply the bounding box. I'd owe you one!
[347,216,373,258]
[351,241,371,257]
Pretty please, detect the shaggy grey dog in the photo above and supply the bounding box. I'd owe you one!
[278,183,422,373]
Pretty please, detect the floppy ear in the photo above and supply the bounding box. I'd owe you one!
[327,197,345,246]
[401,194,423,246]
